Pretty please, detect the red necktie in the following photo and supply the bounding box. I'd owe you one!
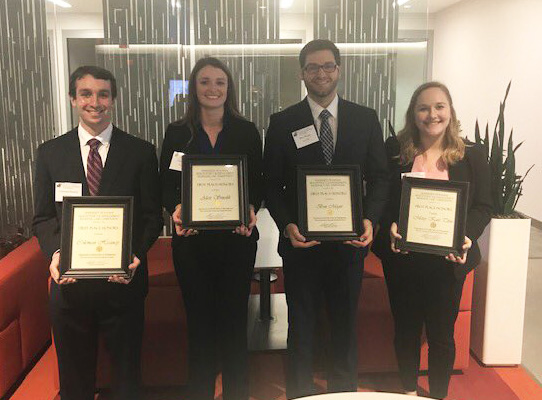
[87,138,103,196]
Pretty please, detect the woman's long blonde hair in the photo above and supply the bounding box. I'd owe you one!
[397,81,465,165]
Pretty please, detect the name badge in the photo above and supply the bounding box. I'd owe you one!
[55,182,83,202]
[401,172,426,179]
[169,151,184,171]
[292,125,319,149]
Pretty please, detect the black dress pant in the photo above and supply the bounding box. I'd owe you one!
[382,254,465,399]
[173,232,257,400]
[282,243,364,399]
[49,281,145,400]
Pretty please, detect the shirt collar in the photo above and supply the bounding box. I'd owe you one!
[78,123,113,147]
[307,94,339,122]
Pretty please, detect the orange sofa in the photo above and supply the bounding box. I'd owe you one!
[0,237,50,399]
[9,237,473,399]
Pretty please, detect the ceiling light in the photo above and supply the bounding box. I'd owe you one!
[47,0,72,8]
[96,42,428,56]
[397,0,410,6]
[281,0,294,9]
[404,4,412,8]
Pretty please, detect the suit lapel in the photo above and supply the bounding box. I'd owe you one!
[218,118,236,155]
[449,158,467,182]
[298,98,317,129]
[65,129,90,195]
[333,97,349,164]
[296,98,326,164]
[98,127,127,195]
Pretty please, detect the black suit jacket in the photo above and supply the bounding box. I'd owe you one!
[159,115,263,243]
[32,126,164,295]
[372,137,493,275]
[263,97,389,256]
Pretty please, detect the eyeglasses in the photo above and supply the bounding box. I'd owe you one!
[303,62,338,75]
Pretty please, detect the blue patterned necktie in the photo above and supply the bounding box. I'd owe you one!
[86,138,103,196]
[319,109,334,165]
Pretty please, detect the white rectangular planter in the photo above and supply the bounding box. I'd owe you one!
[470,217,531,365]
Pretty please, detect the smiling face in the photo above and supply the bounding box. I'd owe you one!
[70,74,114,136]
[414,87,451,141]
[301,49,340,105]
[195,65,228,111]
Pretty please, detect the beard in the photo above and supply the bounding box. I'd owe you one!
[304,77,339,99]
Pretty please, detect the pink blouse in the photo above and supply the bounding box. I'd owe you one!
[411,154,449,180]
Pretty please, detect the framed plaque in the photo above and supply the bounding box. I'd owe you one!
[59,196,133,279]
[297,165,363,241]
[396,177,469,256]
[181,154,249,230]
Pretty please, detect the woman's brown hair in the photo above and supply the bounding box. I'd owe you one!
[182,57,243,134]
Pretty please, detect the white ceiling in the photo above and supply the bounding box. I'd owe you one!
[46,0,464,15]
[400,0,464,14]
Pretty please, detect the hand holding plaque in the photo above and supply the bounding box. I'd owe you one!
[181,155,249,230]
[49,251,77,285]
[234,205,257,237]
[396,177,469,257]
[172,204,198,237]
[297,165,363,241]
[59,196,133,279]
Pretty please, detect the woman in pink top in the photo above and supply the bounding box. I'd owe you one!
[373,82,492,398]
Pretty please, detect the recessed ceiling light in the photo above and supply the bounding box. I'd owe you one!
[280,0,294,9]
[47,0,72,8]
[397,0,410,6]
[404,4,412,8]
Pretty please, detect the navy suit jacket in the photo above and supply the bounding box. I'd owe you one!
[263,97,389,256]
[32,126,163,296]
[159,114,264,243]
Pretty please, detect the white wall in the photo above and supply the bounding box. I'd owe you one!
[432,0,542,221]
[46,13,103,134]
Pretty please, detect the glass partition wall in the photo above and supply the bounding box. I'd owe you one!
[0,0,430,235]
[46,0,430,141]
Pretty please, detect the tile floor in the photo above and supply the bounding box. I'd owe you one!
[521,223,542,384]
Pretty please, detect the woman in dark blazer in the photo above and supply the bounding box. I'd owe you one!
[372,82,492,399]
[159,57,263,400]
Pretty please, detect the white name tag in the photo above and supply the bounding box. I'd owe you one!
[292,125,319,149]
[401,172,426,179]
[169,151,184,171]
[55,182,83,202]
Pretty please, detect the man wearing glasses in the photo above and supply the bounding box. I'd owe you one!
[264,39,389,398]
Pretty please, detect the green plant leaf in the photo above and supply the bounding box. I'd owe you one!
[513,141,524,153]
[490,127,504,213]
[503,131,516,211]
[477,81,533,216]
[484,123,490,160]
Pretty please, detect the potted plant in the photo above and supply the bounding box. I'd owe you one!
[470,82,534,366]
[473,81,534,217]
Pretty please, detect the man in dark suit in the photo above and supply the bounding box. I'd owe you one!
[263,40,389,398]
[33,66,163,400]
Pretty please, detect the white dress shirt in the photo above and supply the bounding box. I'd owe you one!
[78,123,113,175]
[306,94,339,147]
